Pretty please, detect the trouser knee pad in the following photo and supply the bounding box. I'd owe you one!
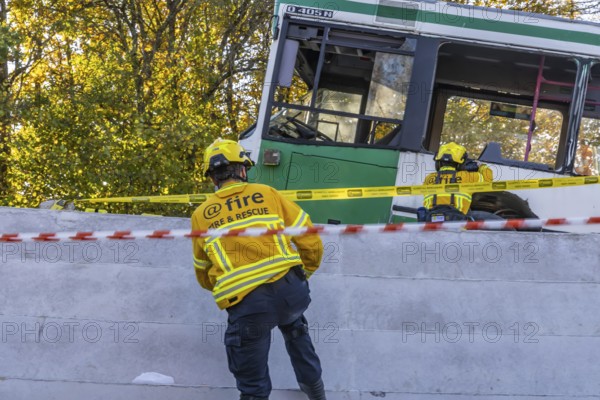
[282,316,309,342]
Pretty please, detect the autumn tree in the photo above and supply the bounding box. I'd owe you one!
[2,0,271,214]
[0,0,593,214]
[573,0,600,20]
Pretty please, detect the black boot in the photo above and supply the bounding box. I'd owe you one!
[239,395,268,400]
[299,378,326,400]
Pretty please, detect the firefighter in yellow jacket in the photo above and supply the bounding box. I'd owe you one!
[192,138,326,400]
[422,142,493,222]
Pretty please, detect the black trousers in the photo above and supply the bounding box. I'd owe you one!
[224,266,322,398]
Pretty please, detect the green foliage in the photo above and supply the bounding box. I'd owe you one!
[0,0,589,215]
[0,0,271,215]
[440,97,564,167]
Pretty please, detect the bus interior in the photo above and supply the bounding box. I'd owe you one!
[265,18,600,175]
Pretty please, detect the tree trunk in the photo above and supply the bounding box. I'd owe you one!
[0,0,10,195]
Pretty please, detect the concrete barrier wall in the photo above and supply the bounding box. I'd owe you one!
[1,207,600,399]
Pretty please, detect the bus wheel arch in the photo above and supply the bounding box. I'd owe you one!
[471,191,538,220]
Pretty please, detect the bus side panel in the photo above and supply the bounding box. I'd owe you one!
[249,140,400,224]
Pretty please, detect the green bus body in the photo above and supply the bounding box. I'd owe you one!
[249,140,400,223]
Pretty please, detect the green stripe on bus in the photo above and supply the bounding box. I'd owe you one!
[277,0,600,47]
[421,10,600,46]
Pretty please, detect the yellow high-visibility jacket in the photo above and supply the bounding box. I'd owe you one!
[191,182,323,309]
[423,165,493,214]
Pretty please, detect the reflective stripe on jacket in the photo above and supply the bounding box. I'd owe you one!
[191,182,323,309]
[423,165,493,214]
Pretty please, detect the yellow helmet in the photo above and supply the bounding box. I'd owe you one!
[435,142,467,164]
[201,138,254,177]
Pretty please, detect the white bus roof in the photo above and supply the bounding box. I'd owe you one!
[276,0,600,58]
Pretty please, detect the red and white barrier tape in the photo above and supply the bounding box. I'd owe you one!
[1,217,599,242]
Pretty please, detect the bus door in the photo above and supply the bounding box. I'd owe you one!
[251,19,421,223]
